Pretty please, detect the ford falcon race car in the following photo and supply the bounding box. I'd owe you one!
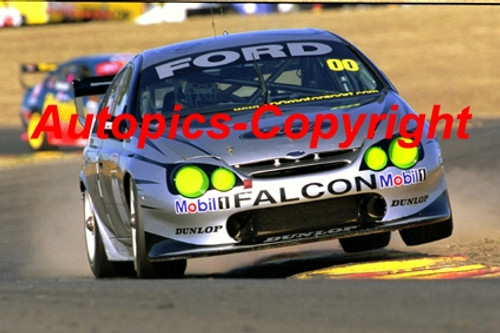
[74,28,452,278]
[20,54,132,150]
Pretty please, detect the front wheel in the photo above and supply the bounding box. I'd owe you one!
[129,178,186,278]
[399,218,453,246]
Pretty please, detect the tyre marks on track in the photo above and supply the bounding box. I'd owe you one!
[293,255,500,279]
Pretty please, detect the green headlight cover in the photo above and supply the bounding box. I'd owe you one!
[174,165,209,198]
[364,146,388,171]
[211,168,236,192]
[389,137,419,169]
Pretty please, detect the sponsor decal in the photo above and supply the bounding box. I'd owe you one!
[155,42,333,79]
[174,198,218,214]
[263,225,360,243]
[175,225,223,235]
[174,168,428,215]
[378,168,427,189]
[391,195,429,207]
[174,174,377,214]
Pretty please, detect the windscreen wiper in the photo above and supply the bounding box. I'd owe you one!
[251,55,271,105]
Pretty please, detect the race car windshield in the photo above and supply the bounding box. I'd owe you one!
[137,41,384,118]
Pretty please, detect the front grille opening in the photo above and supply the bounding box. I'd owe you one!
[226,194,386,244]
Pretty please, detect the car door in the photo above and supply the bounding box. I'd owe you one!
[81,71,117,236]
[95,65,134,239]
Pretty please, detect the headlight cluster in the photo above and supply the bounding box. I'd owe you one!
[363,137,419,171]
[174,165,237,198]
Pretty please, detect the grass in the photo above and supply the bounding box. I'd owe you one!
[0,5,498,127]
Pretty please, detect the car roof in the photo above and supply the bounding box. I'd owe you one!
[140,28,344,70]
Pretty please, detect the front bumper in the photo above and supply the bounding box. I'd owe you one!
[146,189,451,261]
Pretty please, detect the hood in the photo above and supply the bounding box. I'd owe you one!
[149,90,412,166]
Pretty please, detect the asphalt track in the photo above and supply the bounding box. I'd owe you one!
[0,117,499,332]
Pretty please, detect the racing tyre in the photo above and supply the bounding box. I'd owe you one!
[27,112,52,151]
[339,232,391,253]
[129,178,187,279]
[84,190,134,278]
[399,218,453,246]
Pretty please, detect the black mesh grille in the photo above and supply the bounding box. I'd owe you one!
[227,195,367,244]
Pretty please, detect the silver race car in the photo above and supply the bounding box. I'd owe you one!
[74,29,452,278]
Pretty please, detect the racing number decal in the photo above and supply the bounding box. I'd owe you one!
[327,58,359,72]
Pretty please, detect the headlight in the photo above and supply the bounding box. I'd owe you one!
[211,167,236,192]
[174,165,209,198]
[388,137,419,169]
[363,136,420,171]
[363,146,388,171]
[172,165,239,198]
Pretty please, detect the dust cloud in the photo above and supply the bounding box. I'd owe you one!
[5,160,91,279]
[445,167,500,240]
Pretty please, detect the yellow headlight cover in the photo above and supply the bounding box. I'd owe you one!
[211,168,236,192]
[389,137,419,169]
[174,165,209,198]
[364,146,388,171]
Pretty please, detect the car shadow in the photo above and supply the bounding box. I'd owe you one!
[187,249,430,279]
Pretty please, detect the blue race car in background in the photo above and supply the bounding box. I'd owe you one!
[20,54,132,150]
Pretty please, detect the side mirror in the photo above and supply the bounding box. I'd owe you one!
[102,106,129,141]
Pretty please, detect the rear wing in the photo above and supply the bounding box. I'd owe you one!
[20,62,58,89]
[73,75,114,98]
[72,75,114,126]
